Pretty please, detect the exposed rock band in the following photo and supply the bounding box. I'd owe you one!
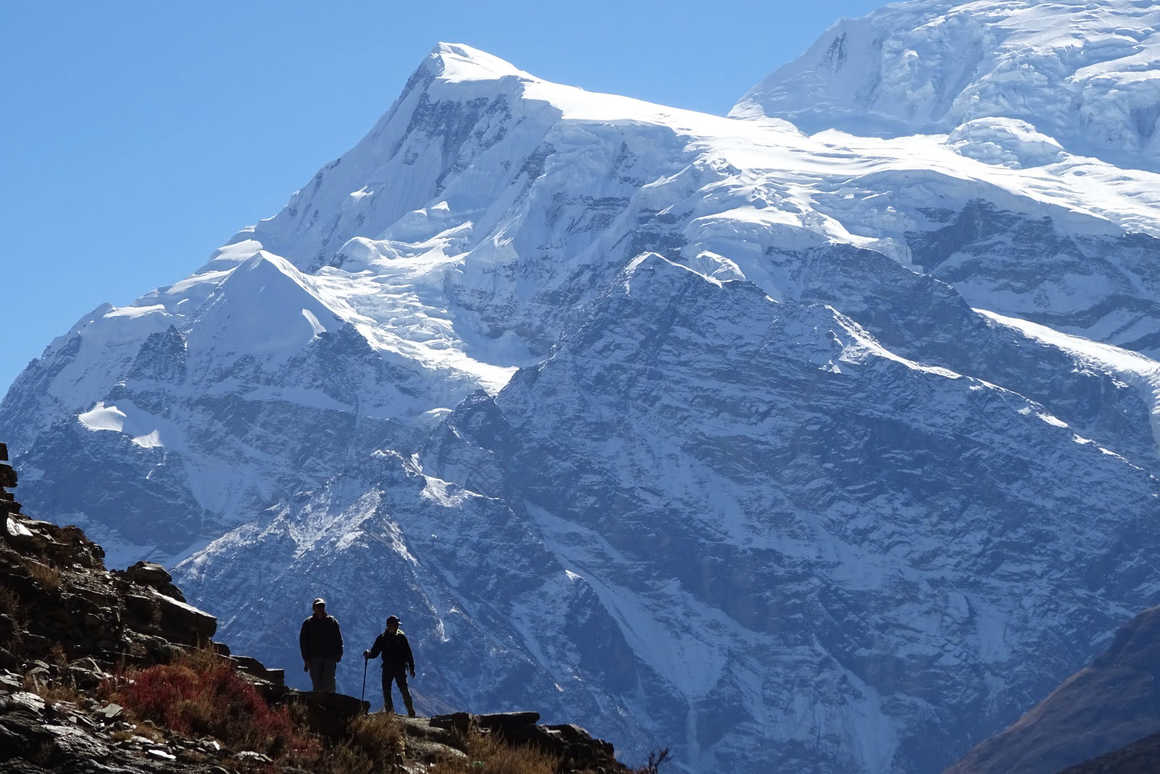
[299,597,416,716]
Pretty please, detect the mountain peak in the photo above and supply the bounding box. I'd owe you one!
[424,42,536,84]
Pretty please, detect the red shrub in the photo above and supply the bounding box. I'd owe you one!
[115,652,316,759]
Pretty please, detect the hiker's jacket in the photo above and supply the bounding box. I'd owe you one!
[368,629,414,672]
[300,614,343,661]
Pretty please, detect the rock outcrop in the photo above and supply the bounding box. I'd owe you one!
[427,711,623,772]
[0,442,635,773]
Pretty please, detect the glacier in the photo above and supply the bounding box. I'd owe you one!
[4,5,1160,772]
[732,0,1160,170]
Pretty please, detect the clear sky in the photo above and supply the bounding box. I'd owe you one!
[1,0,886,394]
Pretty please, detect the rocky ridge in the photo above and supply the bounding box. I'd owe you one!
[944,604,1160,774]
[1059,731,1160,774]
[0,443,634,773]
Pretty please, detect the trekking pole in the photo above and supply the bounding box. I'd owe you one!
[360,656,368,712]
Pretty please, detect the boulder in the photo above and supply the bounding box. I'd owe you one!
[116,561,183,600]
[120,589,216,647]
[3,516,34,548]
[123,561,170,586]
[151,590,215,645]
[430,711,472,738]
[2,692,47,715]
[285,690,369,738]
[66,658,109,690]
[478,710,541,733]
[545,722,619,770]
[96,703,124,721]
[230,654,284,686]
[399,715,466,749]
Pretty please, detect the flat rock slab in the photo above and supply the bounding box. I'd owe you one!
[285,691,369,738]
[149,589,216,645]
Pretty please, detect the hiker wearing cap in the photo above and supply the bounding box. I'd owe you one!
[364,615,416,716]
[300,597,343,693]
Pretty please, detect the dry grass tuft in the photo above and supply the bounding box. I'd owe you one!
[0,586,22,616]
[316,712,406,773]
[23,667,83,705]
[47,644,68,667]
[428,729,559,774]
[0,586,25,628]
[22,558,61,590]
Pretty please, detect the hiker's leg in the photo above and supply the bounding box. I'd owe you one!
[381,671,394,713]
[321,659,336,693]
[308,658,325,692]
[396,670,415,717]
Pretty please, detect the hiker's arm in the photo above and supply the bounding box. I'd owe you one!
[299,621,310,669]
[404,636,415,675]
[366,635,382,659]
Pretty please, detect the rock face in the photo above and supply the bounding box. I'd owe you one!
[0,455,288,772]
[0,443,19,516]
[944,605,1160,774]
[4,12,1160,774]
[0,454,239,677]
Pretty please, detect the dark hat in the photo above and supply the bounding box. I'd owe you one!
[312,597,326,607]
[386,615,400,625]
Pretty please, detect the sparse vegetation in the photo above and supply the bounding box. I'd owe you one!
[314,712,405,773]
[47,643,69,667]
[109,647,318,762]
[0,586,24,628]
[22,557,61,590]
[0,586,22,617]
[428,729,559,774]
[23,672,83,705]
[110,723,165,744]
[636,748,671,773]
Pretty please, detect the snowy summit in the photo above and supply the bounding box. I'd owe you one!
[732,0,1160,169]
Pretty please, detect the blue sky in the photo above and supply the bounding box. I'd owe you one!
[1,0,885,393]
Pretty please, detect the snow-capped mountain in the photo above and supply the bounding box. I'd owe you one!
[732,0,1160,170]
[4,3,1160,771]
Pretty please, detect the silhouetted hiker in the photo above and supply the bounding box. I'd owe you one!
[364,615,416,716]
[300,597,343,693]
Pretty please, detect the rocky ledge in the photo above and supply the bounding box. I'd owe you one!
[0,442,646,773]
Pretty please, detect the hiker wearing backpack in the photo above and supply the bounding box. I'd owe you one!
[364,615,416,716]
[299,597,343,693]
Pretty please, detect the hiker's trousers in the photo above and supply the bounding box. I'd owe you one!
[308,657,337,693]
[382,668,414,715]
